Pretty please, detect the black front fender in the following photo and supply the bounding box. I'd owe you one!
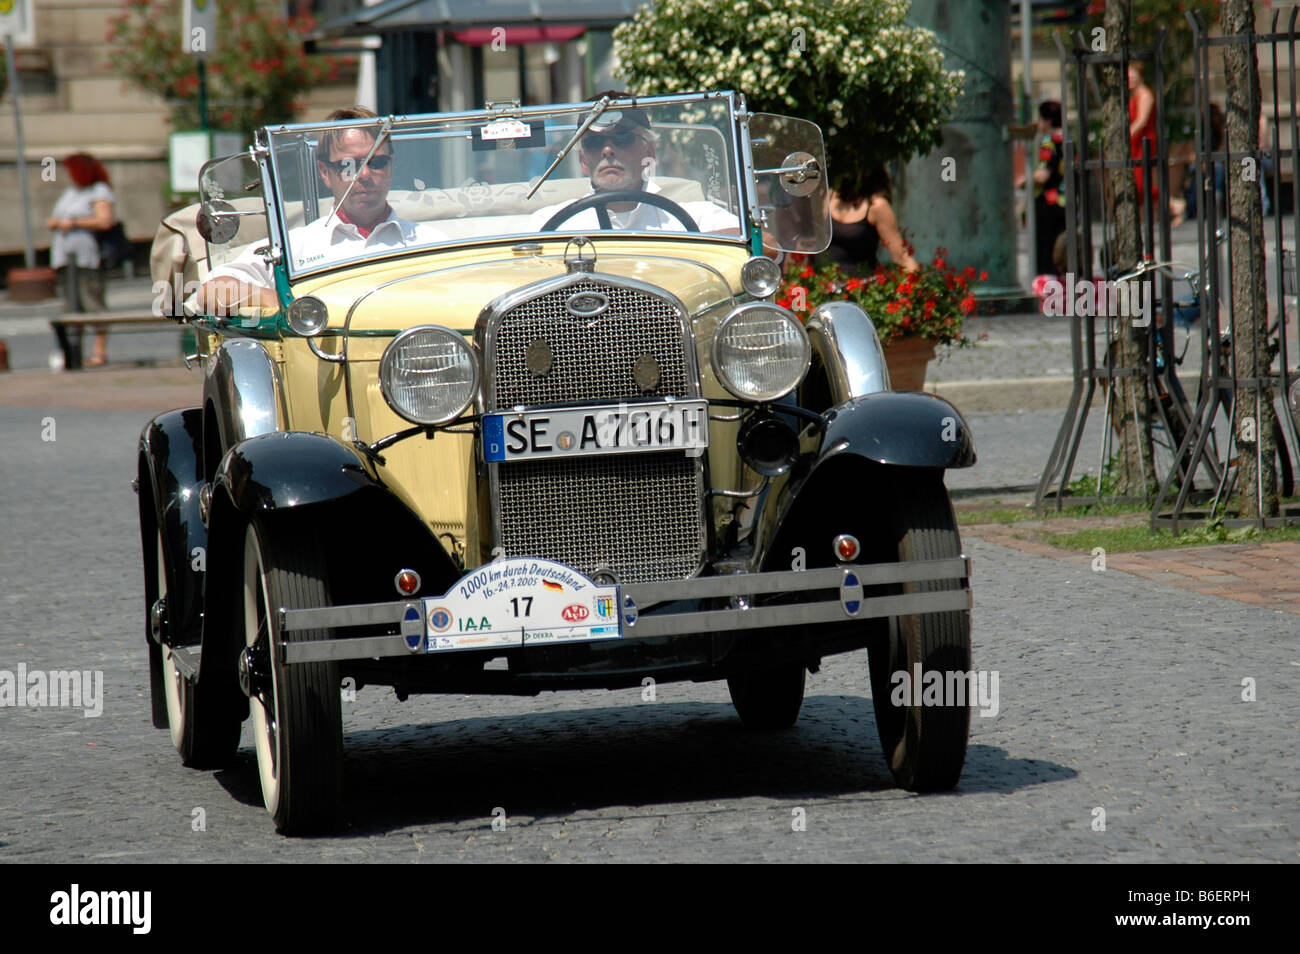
[754,392,973,570]
[138,408,207,647]
[214,431,376,515]
[199,432,463,686]
[818,391,976,470]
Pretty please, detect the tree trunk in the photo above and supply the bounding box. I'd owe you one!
[1221,0,1279,518]
[1102,0,1157,497]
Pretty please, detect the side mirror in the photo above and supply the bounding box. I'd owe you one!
[197,199,240,245]
[748,114,830,254]
[777,151,821,197]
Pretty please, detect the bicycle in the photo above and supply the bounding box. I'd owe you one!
[1109,246,1296,498]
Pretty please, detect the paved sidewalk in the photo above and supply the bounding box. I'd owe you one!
[966,518,1300,616]
[0,364,197,410]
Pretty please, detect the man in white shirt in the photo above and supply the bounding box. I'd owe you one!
[529,98,741,236]
[197,107,445,314]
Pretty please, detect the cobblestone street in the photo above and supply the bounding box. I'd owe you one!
[1,406,1295,862]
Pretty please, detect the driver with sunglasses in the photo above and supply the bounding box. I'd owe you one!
[196,106,446,314]
[528,95,741,235]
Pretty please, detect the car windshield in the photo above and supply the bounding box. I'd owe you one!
[264,93,746,280]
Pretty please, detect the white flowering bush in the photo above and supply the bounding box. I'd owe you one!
[613,0,964,195]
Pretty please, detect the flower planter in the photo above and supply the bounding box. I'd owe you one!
[884,337,937,390]
[5,267,58,303]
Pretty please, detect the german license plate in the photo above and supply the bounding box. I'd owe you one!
[482,400,708,463]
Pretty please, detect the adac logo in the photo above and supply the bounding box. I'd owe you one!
[561,603,589,623]
[429,606,453,633]
[594,596,614,619]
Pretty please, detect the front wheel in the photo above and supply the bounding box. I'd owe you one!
[242,519,342,834]
[867,474,971,791]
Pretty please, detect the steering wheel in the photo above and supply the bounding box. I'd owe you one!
[539,189,700,232]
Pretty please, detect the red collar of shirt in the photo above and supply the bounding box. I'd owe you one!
[333,205,392,239]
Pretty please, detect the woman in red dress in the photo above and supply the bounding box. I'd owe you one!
[1129,63,1186,224]
[1129,63,1158,202]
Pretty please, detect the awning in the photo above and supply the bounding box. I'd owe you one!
[314,0,641,38]
[451,25,586,45]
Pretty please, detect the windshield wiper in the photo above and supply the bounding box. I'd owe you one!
[324,115,394,228]
[526,96,613,200]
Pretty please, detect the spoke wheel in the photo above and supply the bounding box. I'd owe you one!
[159,530,186,751]
[867,473,971,791]
[157,527,240,768]
[242,520,342,834]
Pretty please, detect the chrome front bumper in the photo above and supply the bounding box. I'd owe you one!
[276,557,971,665]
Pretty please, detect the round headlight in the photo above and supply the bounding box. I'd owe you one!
[740,256,782,299]
[711,304,810,401]
[379,326,480,425]
[286,296,329,337]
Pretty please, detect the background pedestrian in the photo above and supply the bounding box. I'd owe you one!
[46,153,116,366]
[820,165,919,273]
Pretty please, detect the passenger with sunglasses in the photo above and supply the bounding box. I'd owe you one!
[197,106,445,315]
[529,93,740,235]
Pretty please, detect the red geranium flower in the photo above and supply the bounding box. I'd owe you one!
[979,270,988,281]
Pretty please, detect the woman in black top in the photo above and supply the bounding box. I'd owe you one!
[822,165,918,273]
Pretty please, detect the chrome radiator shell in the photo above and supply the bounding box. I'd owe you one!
[477,273,709,582]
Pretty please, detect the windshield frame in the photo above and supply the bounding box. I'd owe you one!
[259,90,754,284]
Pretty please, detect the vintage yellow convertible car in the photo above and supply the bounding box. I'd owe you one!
[137,91,976,834]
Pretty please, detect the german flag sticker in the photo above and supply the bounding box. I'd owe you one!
[543,580,563,593]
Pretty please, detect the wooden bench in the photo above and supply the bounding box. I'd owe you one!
[50,311,181,370]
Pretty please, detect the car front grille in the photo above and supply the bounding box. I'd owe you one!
[485,277,706,583]
[490,280,689,408]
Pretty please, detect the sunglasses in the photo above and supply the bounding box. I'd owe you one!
[581,130,640,151]
[320,154,393,174]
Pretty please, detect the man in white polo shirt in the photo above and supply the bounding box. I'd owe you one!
[529,94,740,236]
[197,106,445,314]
